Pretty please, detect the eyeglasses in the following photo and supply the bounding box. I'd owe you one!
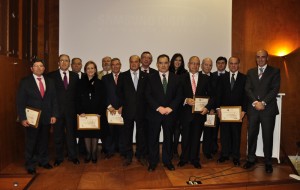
[60,60,70,63]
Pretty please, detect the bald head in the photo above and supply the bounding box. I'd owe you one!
[201,57,213,74]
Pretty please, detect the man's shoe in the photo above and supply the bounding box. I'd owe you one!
[192,162,202,169]
[205,154,213,160]
[233,159,240,166]
[148,165,155,172]
[39,163,53,169]
[243,161,255,169]
[138,158,148,166]
[71,158,80,165]
[53,160,63,167]
[164,163,175,171]
[177,161,187,167]
[173,152,180,159]
[27,168,36,175]
[105,153,114,159]
[123,159,132,166]
[217,156,229,163]
[265,164,273,173]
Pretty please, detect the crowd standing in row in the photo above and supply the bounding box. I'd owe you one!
[16,50,280,175]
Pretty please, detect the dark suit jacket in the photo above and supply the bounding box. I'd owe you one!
[245,65,280,116]
[145,72,182,122]
[149,67,158,74]
[180,72,214,123]
[47,70,79,118]
[216,72,247,112]
[17,75,58,125]
[102,73,121,109]
[117,70,148,120]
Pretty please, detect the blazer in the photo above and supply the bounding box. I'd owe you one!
[180,72,214,123]
[117,70,148,120]
[245,65,280,116]
[216,72,247,112]
[47,70,79,118]
[145,72,182,122]
[16,75,59,125]
[102,73,121,110]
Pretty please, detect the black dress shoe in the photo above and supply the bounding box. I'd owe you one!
[39,163,53,169]
[173,152,180,159]
[148,165,155,172]
[205,154,213,160]
[84,158,91,163]
[138,158,148,166]
[53,160,63,167]
[265,164,273,173]
[71,158,80,165]
[192,162,202,169]
[105,153,114,159]
[177,161,187,167]
[217,156,229,163]
[243,161,255,169]
[233,159,240,166]
[27,168,36,175]
[164,163,175,171]
[123,159,132,166]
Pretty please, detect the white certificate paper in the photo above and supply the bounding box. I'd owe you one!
[107,110,124,125]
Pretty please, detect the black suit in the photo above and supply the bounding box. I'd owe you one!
[145,72,182,167]
[245,65,280,164]
[117,70,148,160]
[16,75,58,170]
[211,71,229,154]
[102,73,122,154]
[180,72,213,164]
[47,70,79,161]
[216,72,247,160]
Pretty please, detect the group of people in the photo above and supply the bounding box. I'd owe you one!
[16,49,280,175]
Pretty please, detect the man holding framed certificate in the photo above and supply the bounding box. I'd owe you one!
[215,56,247,167]
[16,58,58,174]
[178,56,214,169]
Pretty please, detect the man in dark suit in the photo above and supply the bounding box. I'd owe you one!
[140,51,157,74]
[216,56,247,166]
[178,56,213,169]
[47,54,80,166]
[102,58,122,159]
[211,56,228,155]
[145,54,182,172]
[16,58,58,174]
[117,55,148,166]
[243,50,280,173]
[71,57,86,155]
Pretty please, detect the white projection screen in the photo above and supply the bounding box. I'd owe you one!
[59,0,232,72]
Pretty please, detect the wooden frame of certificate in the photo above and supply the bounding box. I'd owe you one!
[77,114,101,130]
[220,106,242,122]
[106,110,124,125]
[204,113,216,127]
[192,96,209,113]
[25,107,41,128]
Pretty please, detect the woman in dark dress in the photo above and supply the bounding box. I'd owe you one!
[76,61,109,163]
[169,53,187,158]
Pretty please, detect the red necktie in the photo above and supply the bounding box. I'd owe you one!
[63,72,68,89]
[115,74,118,85]
[192,74,196,95]
[37,77,45,98]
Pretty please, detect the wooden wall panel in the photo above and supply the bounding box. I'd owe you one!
[232,0,300,155]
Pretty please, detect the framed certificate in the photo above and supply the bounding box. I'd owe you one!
[77,114,100,130]
[192,96,209,113]
[204,114,216,127]
[107,110,124,125]
[25,107,41,128]
[220,106,242,122]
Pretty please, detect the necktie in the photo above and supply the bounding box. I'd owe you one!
[133,71,138,90]
[192,74,196,95]
[258,67,264,79]
[162,74,167,94]
[115,73,118,85]
[63,72,68,89]
[143,69,147,73]
[37,77,45,98]
[231,73,235,90]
